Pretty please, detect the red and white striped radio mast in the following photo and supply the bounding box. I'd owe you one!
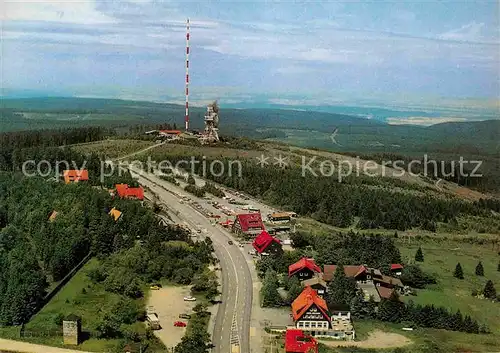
[185,18,190,131]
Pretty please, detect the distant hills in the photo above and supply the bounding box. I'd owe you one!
[1,97,498,156]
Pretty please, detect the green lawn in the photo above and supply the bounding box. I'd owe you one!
[23,258,152,352]
[72,139,155,159]
[398,239,500,352]
[318,319,500,353]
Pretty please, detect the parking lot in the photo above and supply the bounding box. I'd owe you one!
[147,285,196,350]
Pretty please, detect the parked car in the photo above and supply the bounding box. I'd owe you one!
[228,240,233,245]
[174,321,187,327]
[183,296,196,301]
[150,283,162,290]
[179,314,191,319]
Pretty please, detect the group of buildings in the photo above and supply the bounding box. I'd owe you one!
[282,256,407,351]
[145,129,182,141]
[61,169,145,223]
[223,208,405,350]
[230,211,296,238]
[284,257,407,352]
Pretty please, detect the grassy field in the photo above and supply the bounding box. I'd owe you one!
[398,239,500,352]
[318,319,500,353]
[292,219,500,352]
[72,139,155,159]
[23,258,163,353]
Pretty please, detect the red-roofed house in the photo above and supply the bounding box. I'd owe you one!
[63,170,89,184]
[252,231,283,255]
[158,130,182,140]
[289,258,322,280]
[232,213,265,236]
[115,184,145,200]
[285,329,318,353]
[390,264,404,276]
[291,287,331,335]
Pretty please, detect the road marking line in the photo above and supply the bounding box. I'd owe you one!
[132,172,249,349]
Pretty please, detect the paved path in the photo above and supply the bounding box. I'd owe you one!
[0,338,94,353]
[130,170,253,353]
[319,330,413,349]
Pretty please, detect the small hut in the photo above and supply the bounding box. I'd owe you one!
[62,314,81,345]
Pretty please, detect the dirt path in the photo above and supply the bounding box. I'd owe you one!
[147,286,195,350]
[319,330,412,349]
[0,338,94,353]
[113,141,165,161]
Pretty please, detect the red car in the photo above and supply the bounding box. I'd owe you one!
[174,321,187,327]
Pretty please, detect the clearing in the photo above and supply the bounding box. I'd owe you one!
[147,285,196,350]
[319,329,412,349]
[398,239,500,352]
[72,139,155,159]
[24,259,128,352]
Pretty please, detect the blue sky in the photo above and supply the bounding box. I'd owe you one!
[2,0,499,113]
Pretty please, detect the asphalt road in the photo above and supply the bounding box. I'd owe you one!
[130,170,253,353]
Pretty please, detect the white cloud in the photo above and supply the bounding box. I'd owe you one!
[386,116,469,126]
[438,21,486,42]
[3,0,117,24]
[2,1,499,100]
[267,97,348,106]
[275,66,318,74]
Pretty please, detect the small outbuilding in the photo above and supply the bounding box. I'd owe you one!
[62,314,81,345]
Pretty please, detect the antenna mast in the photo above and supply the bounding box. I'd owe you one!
[185,18,190,131]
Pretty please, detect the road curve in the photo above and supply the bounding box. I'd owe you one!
[131,171,253,353]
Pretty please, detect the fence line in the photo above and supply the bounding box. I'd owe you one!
[22,251,94,325]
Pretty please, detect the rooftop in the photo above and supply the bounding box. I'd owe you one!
[301,275,327,288]
[376,286,395,300]
[235,213,264,232]
[63,169,89,183]
[252,230,281,254]
[291,286,329,322]
[323,265,367,281]
[109,207,122,221]
[285,329,318,353]
[115,184,144,200]
[289,258,322,277]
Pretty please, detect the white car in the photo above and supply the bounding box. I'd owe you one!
[183,296,196,302]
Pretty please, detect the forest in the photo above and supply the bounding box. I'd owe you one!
[342,151,500,192]
[0,170,214,335]
[2,98,499,170]
[148,155,499,232]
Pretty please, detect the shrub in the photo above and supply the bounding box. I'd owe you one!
[453,263,464,279]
